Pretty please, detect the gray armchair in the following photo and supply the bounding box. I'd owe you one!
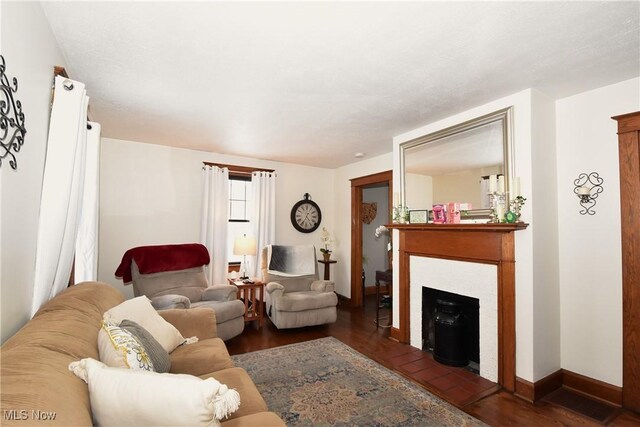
[115,244,245,341]
[129,261,245,341]
[261,246,338,329]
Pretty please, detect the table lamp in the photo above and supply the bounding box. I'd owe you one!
[233,234,257,279]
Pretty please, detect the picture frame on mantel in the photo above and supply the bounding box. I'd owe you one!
[460,209,493,224]
[409,209,428,224]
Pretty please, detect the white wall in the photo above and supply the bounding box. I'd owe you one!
[99,138,335,298]
[556,77,639,387]
[0,2,67,343]
[362,186,389,288]
[333,153,393,296]
[405,173,432,210]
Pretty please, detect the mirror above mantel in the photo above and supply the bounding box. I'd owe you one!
[399,107,514,212]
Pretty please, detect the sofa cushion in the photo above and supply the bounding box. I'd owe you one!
[274,291,338,312]
[201,367,269,421]
[69,358,240,427]
[158,307,218,340]
[104,296,185,353]
[169,338,234,376]
[120,319,171,373]
[97,322,154,371]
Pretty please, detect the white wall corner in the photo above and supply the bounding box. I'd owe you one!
[530,89,562,380]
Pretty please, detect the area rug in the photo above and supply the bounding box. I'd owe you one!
[231,337,486,426]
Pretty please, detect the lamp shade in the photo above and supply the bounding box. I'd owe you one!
[233,234,257,256]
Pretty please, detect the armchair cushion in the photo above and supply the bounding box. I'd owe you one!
[151,294,191,310]
[202,284,238,302]
[191,300,245,324]
[274,291,338,312]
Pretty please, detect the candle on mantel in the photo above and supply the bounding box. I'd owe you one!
[497,175,505,193]
[513,177,521,197]
[495,204,505,221]
[489,175,497,193]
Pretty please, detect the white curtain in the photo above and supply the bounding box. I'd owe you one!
[200,165,229,285]
[32,76,90,316]
[249,171,276,277]
[74,122,101,283]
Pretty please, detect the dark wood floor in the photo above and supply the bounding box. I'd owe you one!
[226,295,640,427]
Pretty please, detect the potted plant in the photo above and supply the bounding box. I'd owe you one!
[320,227,332,261]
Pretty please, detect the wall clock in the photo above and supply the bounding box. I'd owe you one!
[291,193,322,233]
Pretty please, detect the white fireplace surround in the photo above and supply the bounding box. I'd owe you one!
[410,256,498,382]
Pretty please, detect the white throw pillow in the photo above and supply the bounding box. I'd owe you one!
[104,296,185,353]
[68,358,241,427]
[97,322,154,371]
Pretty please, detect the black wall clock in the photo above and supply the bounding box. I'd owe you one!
[291,193,322,233]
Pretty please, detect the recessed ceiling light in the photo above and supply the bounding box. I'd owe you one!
[355,152,365,158]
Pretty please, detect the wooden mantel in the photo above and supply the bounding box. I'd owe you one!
[388,222,528,392]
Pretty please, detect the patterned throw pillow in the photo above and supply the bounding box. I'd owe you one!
[98,321,154,371]
[120,319,171,373]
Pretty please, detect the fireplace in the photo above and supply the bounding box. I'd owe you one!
[390,222,527,391]
[411,256,497,382]
[422,288,480,371]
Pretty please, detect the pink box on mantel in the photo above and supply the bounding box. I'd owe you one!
[432,204,447,224]
[447,202,461,224]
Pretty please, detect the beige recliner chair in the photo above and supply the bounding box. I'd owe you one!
[261,245,338,329]
[115,244,245,341]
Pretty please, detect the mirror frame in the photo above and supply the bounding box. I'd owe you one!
[399,106,514,210]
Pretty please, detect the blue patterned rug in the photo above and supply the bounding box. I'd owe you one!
[231,337,486,426]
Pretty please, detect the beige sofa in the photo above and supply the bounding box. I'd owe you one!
[0,282,284,426]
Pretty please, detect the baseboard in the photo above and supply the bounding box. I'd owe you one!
[562,369,622,407]
[336,293,351,306]
[515,370,563,403]
[514,369,622,407]
[389,327,401,342]
[363,285,389,296]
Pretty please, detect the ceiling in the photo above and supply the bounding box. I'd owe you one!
[41,1,640,169]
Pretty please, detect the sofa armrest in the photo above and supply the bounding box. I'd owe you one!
[150,294,191,310]
[310,280,335,293]
[201,284,238,302]
[158,307,218,340]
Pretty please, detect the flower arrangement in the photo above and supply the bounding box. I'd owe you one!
[319,227,332,254]
[374,225,389,239]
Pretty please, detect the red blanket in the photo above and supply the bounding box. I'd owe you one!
[115,243,210,284]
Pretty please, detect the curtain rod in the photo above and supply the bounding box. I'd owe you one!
[53,66,93,130]
[202,162,275,176]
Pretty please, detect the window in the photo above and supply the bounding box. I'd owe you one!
[227,176,252,264]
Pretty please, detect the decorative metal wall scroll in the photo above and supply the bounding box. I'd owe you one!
[573,172,604,215]
[1,54,27,170]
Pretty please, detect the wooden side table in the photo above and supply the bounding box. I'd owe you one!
[228,278,264,330]
[317,259,337,280]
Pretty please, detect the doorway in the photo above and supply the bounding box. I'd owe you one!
[350,171,392,307]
